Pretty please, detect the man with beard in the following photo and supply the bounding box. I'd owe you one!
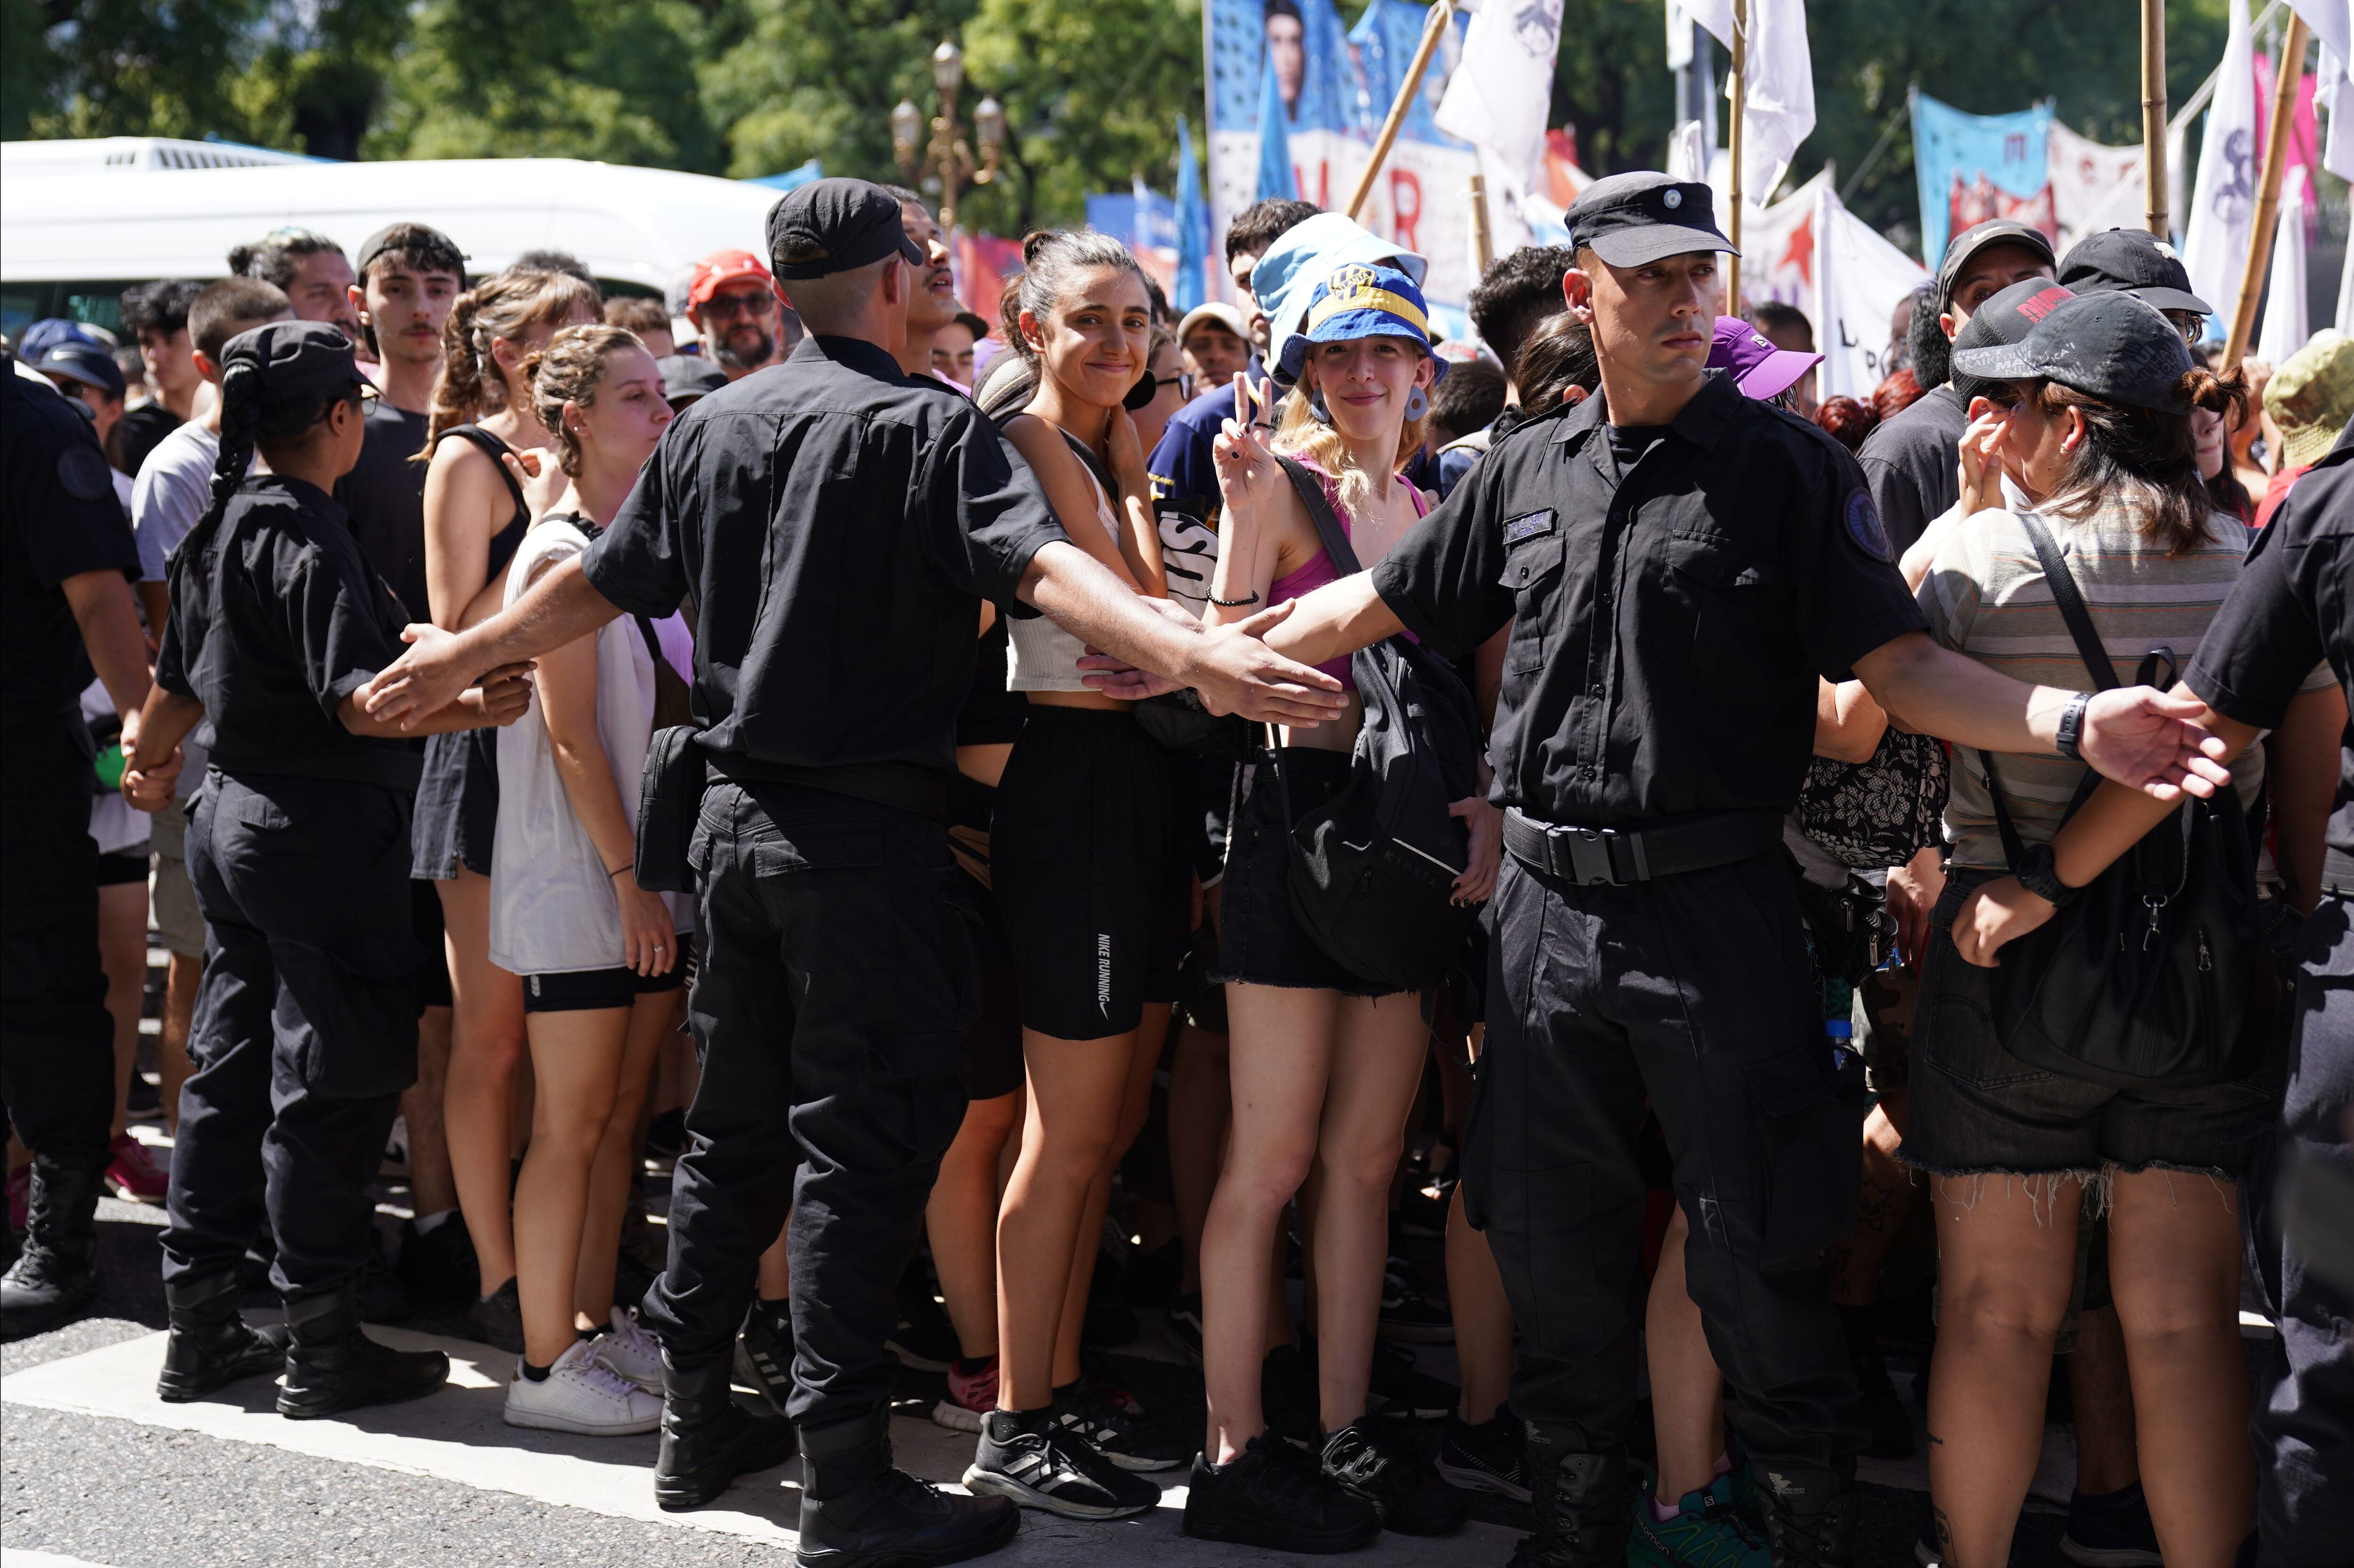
[887,188,963,384]
[228,230,365,360]
[686,250,791,381]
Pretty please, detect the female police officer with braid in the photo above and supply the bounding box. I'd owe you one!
[123,322,533,1415]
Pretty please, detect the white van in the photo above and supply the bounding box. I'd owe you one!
[1,139,783,340]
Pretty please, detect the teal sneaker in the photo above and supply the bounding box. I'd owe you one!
[1628,1471,1772,1568]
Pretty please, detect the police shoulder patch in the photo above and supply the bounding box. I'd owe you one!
[57,444,113,503]
[1843,489,1892,563]
[1503,509,1556,545]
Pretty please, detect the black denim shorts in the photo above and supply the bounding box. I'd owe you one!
[1898,869,2285,1180]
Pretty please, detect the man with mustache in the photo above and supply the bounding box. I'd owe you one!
[685,250,793,381]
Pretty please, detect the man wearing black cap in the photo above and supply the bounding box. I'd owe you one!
[2057,227,2214,344]
[0,358,152,1341]
[334,221,475,1301]
[1858,219,2056,559]
[1145,171,2236,1568]
[355,176,1346,1564]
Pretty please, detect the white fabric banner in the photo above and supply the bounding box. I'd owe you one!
[2258,169,2310,362]
[1685,0,1815,201]
[2047,123,2144,256]
[1811,183,1933,399]
[1434,0,1564,198]
[2184,0,2258,319]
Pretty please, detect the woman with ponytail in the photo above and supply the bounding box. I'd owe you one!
[122,320,532,1416]
[488,324,691,1435]
[959,229,1188,1523]
[1900,291,2308,1568]
[1182,259,1492,1553]
[412,265,600,1351]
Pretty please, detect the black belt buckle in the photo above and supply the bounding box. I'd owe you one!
[1557,825,1648,886]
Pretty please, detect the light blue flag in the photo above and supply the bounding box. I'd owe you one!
[1255,46,1295,200]
[1176,117,1208,311]
[1910,91,2053,266]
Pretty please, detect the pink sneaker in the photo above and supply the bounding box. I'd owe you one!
[931,1353,998,1432]
[106,1132,169,1204]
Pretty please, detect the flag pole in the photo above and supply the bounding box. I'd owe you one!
[2225,12,2310,363]
[1726,0,1748,310]
[1469,171,1495,271]
[2140,0,2169,236]
[1346,0,1457,220]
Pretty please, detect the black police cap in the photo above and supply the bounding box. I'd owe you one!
[2056,227,2213,319]
[1564,172,1735,267]
[1935,219,2056,311]
[766,178,927,281]
[1951,291,2194,414]
[219,319,362,404]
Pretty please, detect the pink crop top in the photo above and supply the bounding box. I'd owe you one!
[1266,463,1427,692]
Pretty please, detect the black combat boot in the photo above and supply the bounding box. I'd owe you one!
[1757,1463,1857,1568]
[1505,1423,1633,1567]
[0,1159,103,1341]
[653,1348,798,1511]
[158,1270,289,1401]
[798,1408,1019,1568]
[276,1280,447,1418]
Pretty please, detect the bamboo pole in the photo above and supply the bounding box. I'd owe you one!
[1346,0,1457,220]
[1469,171,1494,272]
[1726,0,1747,309]
[2224,13,2310,364]
[2140,0,2169,236]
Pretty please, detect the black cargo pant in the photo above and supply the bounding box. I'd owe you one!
[642,781,971,1432]
[161,772,419,1298]
[0,716,116,1175]
[2245,893,2354,1568]
[1462,848,1869,1474]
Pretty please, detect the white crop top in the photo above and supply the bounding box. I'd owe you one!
[1007,436,1127,692]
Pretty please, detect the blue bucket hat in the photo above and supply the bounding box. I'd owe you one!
[1276,262,1447,387]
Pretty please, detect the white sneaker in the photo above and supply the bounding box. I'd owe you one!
[502,1339,662,1435]
[590,1307,664,1393]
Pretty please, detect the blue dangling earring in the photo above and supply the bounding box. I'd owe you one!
[1309,389,1334,425]
[1404,385,1429,421]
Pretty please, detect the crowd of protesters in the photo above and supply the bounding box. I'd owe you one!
[2,168,2351,1568]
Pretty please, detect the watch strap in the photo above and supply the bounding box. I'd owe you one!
[2014,842,2079,907]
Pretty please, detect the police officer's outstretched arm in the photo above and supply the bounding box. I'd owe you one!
[360,553,619,728]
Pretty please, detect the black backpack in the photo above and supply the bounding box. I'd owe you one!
[1979,512,2271,1090]
[1267,457,1484,990]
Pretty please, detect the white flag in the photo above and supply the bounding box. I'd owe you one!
[1435,0,1564,197]
[2184,0,2257,320]
[1666,120,1709,183]
[2258,169,2310,362]
[1684,0,1815,201]
[2048,123,2144,256]
[1811,182,1931,399]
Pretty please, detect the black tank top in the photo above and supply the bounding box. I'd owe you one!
[432,424,533,578]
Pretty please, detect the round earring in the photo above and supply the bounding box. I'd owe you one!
[1404,385,1429,421]
[1309,389,1334,425]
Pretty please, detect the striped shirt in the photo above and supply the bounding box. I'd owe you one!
[1918,500,2332,871]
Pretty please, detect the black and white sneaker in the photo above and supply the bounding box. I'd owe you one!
[1435,1403,1530,1503]
[1182,1432,1381,1552]
[1165,1292,1203,1363]
[1322,1417,1468,1536]
[731,1295,794,1415]
[961,1409,1160,1519]
[1048,1384,1189,1472]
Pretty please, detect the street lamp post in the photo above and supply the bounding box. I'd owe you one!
[890,39,1004,230]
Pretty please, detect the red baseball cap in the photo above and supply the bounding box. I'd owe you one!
[688,249,776,309]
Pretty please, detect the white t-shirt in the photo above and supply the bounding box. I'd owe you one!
[1008,453,1127,691]
[489,516,693,976]
[131,421,224,583]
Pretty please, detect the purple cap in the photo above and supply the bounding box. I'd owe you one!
[1707,315,1823,402]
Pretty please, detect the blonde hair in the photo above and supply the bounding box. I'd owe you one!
[1272,375,1429,517]
[422,266,603,451]
[522,324,643,477]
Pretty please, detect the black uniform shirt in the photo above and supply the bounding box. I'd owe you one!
[336,399,433,623]
[2185,427,2354,886]
[2,369,142,727]
[1370,371,1927,828]
[582,334,1066,775]
[157,473,423,789]
[1856,382,1966,560]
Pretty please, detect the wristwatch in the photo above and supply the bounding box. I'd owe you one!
[2014,842,2080,907]
[2054,691,2091,762]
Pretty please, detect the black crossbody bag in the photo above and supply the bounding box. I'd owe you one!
[1264,457,1483,989]
[1977,512,2270,1089]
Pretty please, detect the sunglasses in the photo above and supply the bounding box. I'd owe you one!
[701,291,778,322]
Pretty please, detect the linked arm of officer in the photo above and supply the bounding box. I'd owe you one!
[63,565,156,773]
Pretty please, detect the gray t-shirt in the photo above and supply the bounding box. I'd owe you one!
[1856,384,1966,562]
[130,420,221,583]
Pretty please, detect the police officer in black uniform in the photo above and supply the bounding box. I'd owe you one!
[1200,173,2241,1567]
[122,322,532,1412]
[354,178,1345,1566]
[0,357,152,1341]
